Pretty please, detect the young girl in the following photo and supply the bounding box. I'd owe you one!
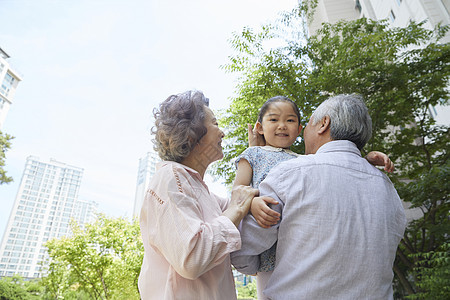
[233,96,393,300]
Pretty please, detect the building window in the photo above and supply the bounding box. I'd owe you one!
[389,10,396,23]
[0,72,14,97]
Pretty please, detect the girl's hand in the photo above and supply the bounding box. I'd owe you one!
[250,196,280,228]
[366,151,395,173]
[248,123,265,147]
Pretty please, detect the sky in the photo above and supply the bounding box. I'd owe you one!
[0,0,299,240]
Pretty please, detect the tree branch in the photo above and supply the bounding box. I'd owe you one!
[397,248,415,269]
[401,236,415,254]
[393,262,415,295]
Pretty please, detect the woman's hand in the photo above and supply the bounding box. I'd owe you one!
[248,123,265,147]
[222,185,259,227]
[366,151,395,173]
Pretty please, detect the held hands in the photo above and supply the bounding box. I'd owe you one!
[366,151,395,173]
[248,123,265,147]
[250,196,280,228]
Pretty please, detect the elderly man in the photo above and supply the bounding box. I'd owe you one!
[231,94,407,299]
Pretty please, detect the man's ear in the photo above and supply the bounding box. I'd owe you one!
[256,121,264,135]
[318,116,330,134]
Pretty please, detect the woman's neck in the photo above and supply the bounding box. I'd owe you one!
[181,154,208,179]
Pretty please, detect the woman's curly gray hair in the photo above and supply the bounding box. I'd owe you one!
[152,90,210,162]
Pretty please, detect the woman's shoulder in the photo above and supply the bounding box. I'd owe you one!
[153,161,203,192]
[144,163,199,211]
[157,161,191,175]
[151,162,190,188]
[162,161,199,181]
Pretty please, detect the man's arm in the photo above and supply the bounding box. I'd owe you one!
[230,179,284,275]
[230,208,280,275]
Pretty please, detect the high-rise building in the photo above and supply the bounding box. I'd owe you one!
[0,47,22,129]
[308,0,450,125]
[73,199,98,229]
[0,156,96,279]
[133,151,160,217]
[309,0,450,40]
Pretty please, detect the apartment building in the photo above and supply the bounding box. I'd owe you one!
[133,151,160,217]
[0,47,22,129]
[0,156,96,278]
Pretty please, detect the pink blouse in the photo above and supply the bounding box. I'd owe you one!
[138,161,241,300]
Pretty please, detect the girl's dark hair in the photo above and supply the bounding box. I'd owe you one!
[257,96,301,123]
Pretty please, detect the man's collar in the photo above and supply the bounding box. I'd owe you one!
[315,140,362,156]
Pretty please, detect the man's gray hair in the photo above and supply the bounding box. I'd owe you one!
[311,94,372,150]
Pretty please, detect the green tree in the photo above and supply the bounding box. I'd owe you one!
[407,242,450,300]
[216,7,313,184]
[236,280,257,299]
[0,275,41,300]
[216,4,449,298]
[0,131,13,184]
[42,215,143,300]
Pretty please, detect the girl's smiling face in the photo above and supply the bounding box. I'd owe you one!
[257,101,302,149]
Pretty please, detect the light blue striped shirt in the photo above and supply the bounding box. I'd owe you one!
[231,140,406,300]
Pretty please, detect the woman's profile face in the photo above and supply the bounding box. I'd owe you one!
[195,107,225,165]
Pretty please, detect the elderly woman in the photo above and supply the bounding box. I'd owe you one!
[138,90,258,299]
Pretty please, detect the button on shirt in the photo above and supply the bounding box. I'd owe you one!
[138,161,241,300]
[231,140,407,300]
